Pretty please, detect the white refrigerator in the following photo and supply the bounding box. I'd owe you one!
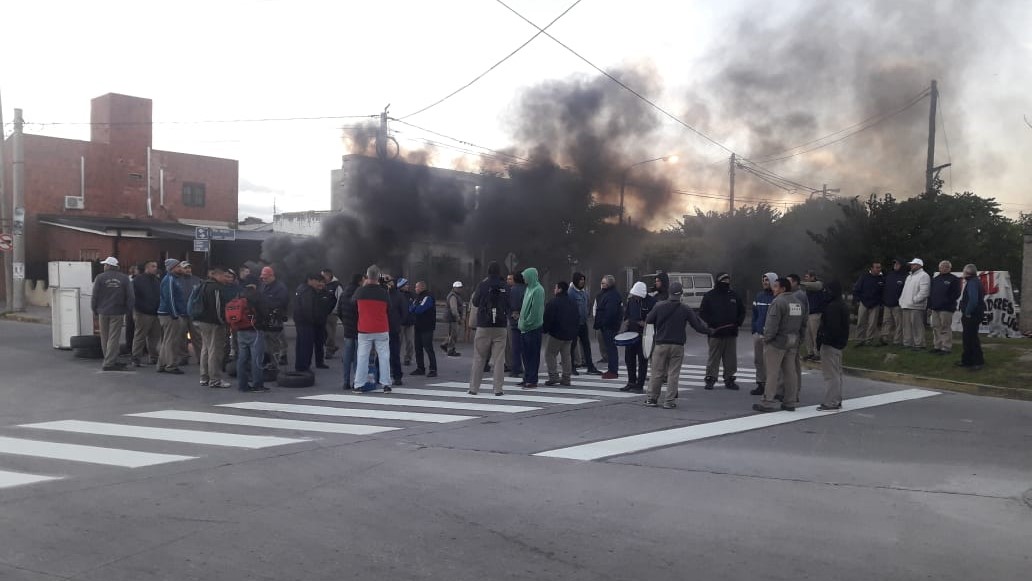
[49,261,95,349]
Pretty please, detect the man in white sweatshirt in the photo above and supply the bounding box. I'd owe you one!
[899,258,931,350]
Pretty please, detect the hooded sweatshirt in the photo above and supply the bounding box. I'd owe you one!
[543,285,580,340]
[518,267,545,332]
[699,275,746,337]
[751,272,777,335]
[624,282,655,333]
[568,273,589,324]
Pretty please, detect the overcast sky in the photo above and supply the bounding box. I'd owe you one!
[3,0,1030,222]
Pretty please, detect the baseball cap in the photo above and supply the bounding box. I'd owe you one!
[180,261,192,268]
[908,258,924,267]
[164,258,180,271]
[100,256,119,267]
[716,272,730,283]
[670,281,684,296]
[398,278,409,288]
[453,281,463,288]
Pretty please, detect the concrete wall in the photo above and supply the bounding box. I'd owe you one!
[1023,235,1031,334]
[273,211,331,237]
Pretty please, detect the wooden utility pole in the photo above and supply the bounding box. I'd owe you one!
[728,153,736,213]
[12,108,24,311]
[925,79,939,196]
[0,89,10,311]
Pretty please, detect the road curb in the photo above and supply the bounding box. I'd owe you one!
[803,361,1032,401]
[1,312,49,325]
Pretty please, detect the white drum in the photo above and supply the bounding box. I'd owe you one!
[642,324,656,359]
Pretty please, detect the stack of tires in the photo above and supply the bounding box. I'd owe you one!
[70,335,103,360]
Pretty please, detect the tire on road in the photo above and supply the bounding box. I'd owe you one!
[73,347,104,359]
[276,370,315,388]
[70,335,101,350]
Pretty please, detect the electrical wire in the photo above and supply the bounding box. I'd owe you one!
[389,118,531,163]
[398,0,584,120]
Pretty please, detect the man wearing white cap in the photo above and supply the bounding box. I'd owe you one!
[91,257,134,371]
[441,281,465,357]
[899,258,931,349]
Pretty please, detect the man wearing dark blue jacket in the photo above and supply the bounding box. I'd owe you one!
[879,259,906,345]
[131,260,162,367]
[699,272,746,390]
[293,273,335,373]
[929,260,962,354]
[259,266,290,369]
[593,275,623,380]
[157,259,187,374]
[507,272,526,378]
[749,272,777,395]
[853,262,884,346]
[543,281,580,386]
[409,281,438,378]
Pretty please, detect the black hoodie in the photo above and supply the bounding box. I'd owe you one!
[336,283,360,338]
[543,287,580,341]
[652,271,670,302]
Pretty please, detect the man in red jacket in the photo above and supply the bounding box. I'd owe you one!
[352,265,393,393]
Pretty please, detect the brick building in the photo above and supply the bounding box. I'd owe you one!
[1,93,251,285]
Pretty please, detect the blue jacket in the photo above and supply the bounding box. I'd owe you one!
[882,269,906,308]
[853,272,884,308]
[751,289,774,334]
[568,284,589,324]
[158,274,187,318]
[543,293,580,341]
[508,284,526,330]
[593,286,622,332]
[929,273,962,312]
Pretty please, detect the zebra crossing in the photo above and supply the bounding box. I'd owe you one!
[0,368,640,491]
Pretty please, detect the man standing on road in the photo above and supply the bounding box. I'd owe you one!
[508,273,526,378]
[194,266,233,388]
[385,273,407,386]
[518,267,545,388]
[879,258,907,346]
[157,259,187,375]
[749,272,777,396]
[900,258,931,350]
[754,277,805,413]
[818,281,850,411]
[232,283,270,393]
[321,269,342,359]
[92,257,134,372]
[442,282,465,357]
[644,282,711,409]
[294,273,334,373]
[929,260,962,355]
[957,264,985,372]
[593,275,623,380]
[651,270,670,302]
[353,265,393,393]
[409,281,438,378]
[179,262,204,366]
[802,271,827,361]
[621,281,654,393]
[398,278,416,366]
[258,266,289,369]
[852,262,884,346]
[568,273,599,375]
[468,262,510,396]
[337,274,363,390]
[542,281,579,387]
[131,260,162,367]
[699,272,746,390]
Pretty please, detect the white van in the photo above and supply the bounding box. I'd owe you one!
[641,272,714,309]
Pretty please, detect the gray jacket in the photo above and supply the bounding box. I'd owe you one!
[763,292,804,350]
[91,270,134,316]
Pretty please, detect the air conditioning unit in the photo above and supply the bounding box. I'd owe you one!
[64,196,85,210]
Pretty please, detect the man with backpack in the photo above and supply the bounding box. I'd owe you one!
[468,262,510,396]
[228,283,270,392]
[190,265,233,388]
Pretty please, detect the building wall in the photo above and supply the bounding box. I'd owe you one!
[273,211,330,237]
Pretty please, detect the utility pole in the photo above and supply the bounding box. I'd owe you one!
[810,184,840,200]
[0,89,10,312]
[925,79,939,196]
[728,153,736,213]
[12,108,24,311]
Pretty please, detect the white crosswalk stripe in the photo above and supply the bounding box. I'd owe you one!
[0,469,62,489]
[218,401,478,423]
[431,382,641,398]
[382,388,598,405]
[535,389,940,461]
[502,376,621,389]
[300,394,540,413]
[0,435,196,468]
[127,410,400,435]
[20,420,310,449]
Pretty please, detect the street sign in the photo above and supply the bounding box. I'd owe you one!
[13,262,24,280]
[0,233,12,252]
[210,228,236,241]
[194,227,212,240]
[193,239,211,252]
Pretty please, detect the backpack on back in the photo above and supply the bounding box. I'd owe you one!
[225,296,255,331]
[484,286,509,326]
[187,283,205,319]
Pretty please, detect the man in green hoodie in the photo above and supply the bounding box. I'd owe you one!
[518,267,545,388]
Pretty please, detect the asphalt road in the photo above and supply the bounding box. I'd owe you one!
[0,320,1029,580]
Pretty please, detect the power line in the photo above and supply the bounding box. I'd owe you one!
[389,118,531,163]
[398,0,584,120]
[750,89,931,164]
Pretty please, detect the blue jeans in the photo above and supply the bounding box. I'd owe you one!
[340,336,358,387]
[236,329,265,390]
[354,332,391,389]
[521,328,542,384]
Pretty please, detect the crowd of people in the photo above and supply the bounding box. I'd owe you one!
[88,253,988,409]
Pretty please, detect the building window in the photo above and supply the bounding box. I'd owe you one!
[182,182,206,207]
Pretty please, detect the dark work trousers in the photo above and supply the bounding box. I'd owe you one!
[510,327,524,375]
[125,312,136,356]
[571,322,597,371]
[961,316,984,366]
[625,341,647,387]
[415,330,438,372]
[602,329,619,374]
[295,324,327,372]
[521,328,542,384]
[389,331,403,381]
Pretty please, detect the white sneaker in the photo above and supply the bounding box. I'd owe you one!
[199,379,209,386]
[208,380,232,389]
